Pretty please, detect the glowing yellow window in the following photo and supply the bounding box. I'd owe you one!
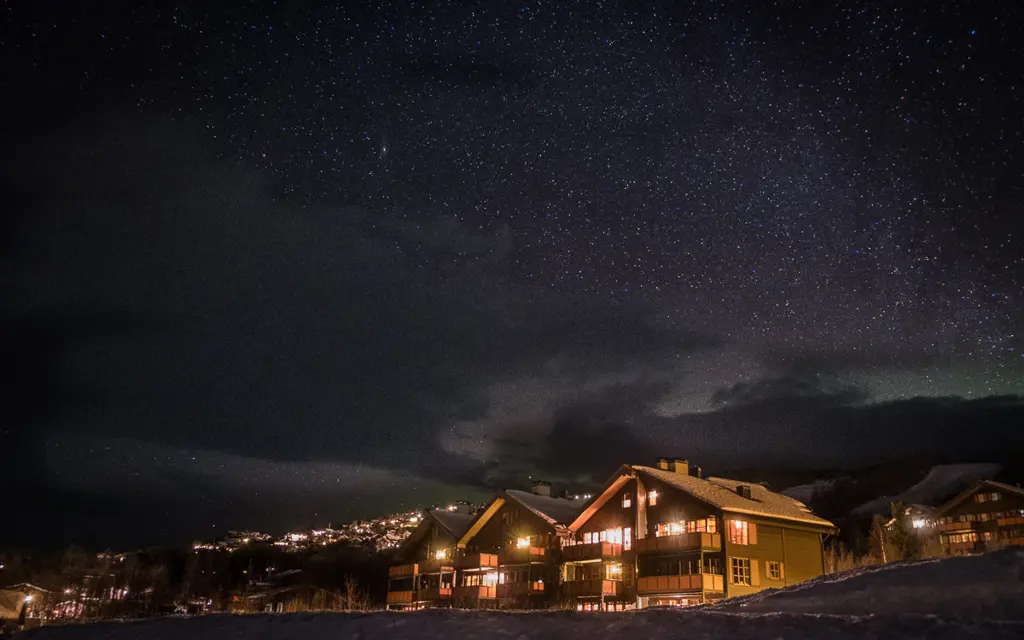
[648,490,658,506]
[434,549,448,560]
[516,537,530,548]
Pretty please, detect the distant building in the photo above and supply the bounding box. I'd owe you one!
[932,480,1024,554]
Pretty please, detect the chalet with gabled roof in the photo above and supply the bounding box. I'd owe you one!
[564,458,835,610]
[932,480,1024,554]
[386,507,475,610]
[454,482,583,609]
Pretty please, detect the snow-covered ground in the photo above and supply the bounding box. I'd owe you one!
[853,463,1001,515]
[23,550,1024,639]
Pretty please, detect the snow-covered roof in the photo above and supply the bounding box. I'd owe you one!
[427,509,475,539]
[504,489,584,528]
[635,466,834,528]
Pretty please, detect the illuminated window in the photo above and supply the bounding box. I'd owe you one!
[583,531,593,544]
[622,492,632,508]
[483,572,498,586]
[729,520,750,545]
[623,527,632,550]
[607,563,622,579]
[648,490,658,506]
[730,557,751,585]
[766,561,782,580]
[434,549,448,560]
[516,537,530,548]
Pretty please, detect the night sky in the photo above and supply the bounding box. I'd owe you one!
[4,0,1024,548]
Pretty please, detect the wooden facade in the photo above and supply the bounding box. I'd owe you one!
[932,481,1024,554]
[385,510,468,610]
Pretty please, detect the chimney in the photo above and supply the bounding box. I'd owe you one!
[736,485,753,500]
[658,458,693,475]
[531,480,552,497]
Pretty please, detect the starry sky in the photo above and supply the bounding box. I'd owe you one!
[4,0,1024,548]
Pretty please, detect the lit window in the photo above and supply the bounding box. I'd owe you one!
[669,522,683,535]
[648,490,658,506]
[434,549,448,560]
[483,572,498,586]
[623,527,632,550]
[516,537,530,548]
[583,532,593,544]
[912,519,927,528]
[766,561,782,580]
[992,492,1002,501]
[730,557,751,585]
[729,520,750,545]
[622,492,632,508]
[607,563,622,578]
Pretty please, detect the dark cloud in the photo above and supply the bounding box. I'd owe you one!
[710,373,869,408]
[761,347,948,376]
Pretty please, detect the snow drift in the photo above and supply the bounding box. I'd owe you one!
[22,550,1024,640]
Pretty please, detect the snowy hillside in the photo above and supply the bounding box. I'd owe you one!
[853,463,1001,515]
[22,550,1024,639]
[780,478,836,503]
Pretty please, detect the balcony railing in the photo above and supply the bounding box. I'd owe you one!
[636,573,724,594]
[386,590,415,605]
[634,532,721,553]
[997,516,1024,527]
[498,546,546,565]
[456,552,499,571]
[418,587,453,601]
[418,558,456,574]
[561,579,623,598]
[496,581,545,598]
[453,585,497,600]
[936,521,983,532]
[562,542,623,563]
[389,563,418,578]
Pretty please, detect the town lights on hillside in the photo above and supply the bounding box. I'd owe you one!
[516,537,530,548]
[446,505,458,511]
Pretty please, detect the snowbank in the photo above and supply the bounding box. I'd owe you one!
[22,551,1024,639]
[719,548,1024,621]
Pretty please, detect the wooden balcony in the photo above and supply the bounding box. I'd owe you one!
[936,521,982,532]
[561,579,623,598]
[997,516,1024,527]
[496,581,545,598]
[389,563,418,578]
[637,573,724,594]
[562,542,623,563]
[418,586,452,601]
[386,590,414,605]
[499,545,546,565]
[635,532,721,554]
[418,558,456,574]
[453,585,497,600]
[456,552,499,571]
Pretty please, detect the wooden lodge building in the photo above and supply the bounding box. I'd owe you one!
[932,480,1024,554]
[386,458,836,611]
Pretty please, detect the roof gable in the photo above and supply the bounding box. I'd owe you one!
[935,479,1024,516]
[503,490,584,529]
[637,466,834,528]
